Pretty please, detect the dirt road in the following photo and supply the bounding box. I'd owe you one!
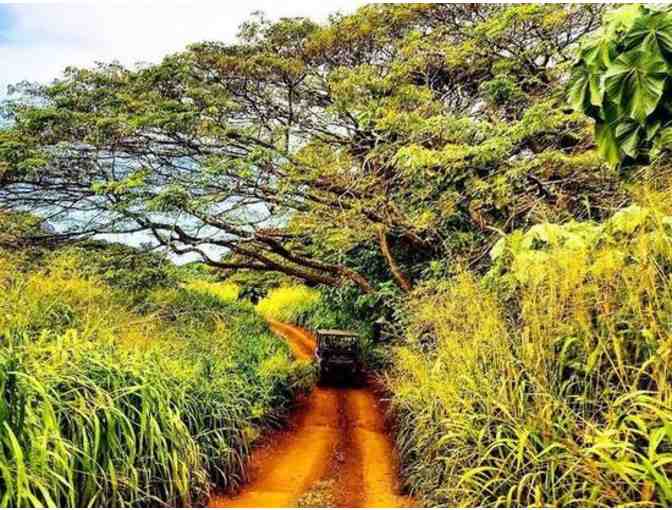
[208,321,414,508]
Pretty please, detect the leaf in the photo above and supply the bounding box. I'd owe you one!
[614,120,642,158]
[586,345,601,373]
[489,237,506,260]
[623,11,672,55]
[603,50,668,124]
[651,126,672,158]
[603,4,644,35]
[580,36,616,70]
[646,118,662,141]
[609,205,650,234]
[594,120,621,167]
[567,65,603,112]
[524,223,565,248]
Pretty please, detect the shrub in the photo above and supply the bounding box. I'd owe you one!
[569,4,672,166]
[184,280,240,302]
[55,242,177,294]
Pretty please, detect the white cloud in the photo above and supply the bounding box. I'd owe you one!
[0,1,366,94]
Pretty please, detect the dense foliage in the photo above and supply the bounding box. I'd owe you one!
[0,245,312,507]
[570,5,672,166]
[5,3,672,508]
[256,285,320,324]
[389,194,672,506]
[0,4,613,296]
[60,241,178,294]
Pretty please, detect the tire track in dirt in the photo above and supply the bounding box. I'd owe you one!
[342,388,411,507]
[208,321,414,508]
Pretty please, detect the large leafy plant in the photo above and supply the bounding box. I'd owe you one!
[569,5,672,166]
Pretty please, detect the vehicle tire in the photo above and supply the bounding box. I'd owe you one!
[319,365,330,386]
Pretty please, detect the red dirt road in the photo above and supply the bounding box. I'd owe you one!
[208,321,414,508]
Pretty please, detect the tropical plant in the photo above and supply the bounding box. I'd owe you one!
[389,195,672,506]
[569,4,672,166]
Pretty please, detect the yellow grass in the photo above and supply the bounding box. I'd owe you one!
[256,285,320,322]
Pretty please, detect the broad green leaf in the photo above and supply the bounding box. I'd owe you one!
[614,120,642,158]
[580,36,616,70]
[646,118,662,140]
[603,50,668,123]
[567,65,603,112]
[598,97,620,124]
[623,11,672,55]
[651,126,672,158]
[595,120,621,167]
[604,4,644,36]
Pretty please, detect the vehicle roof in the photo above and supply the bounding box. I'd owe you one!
[316,329,359,337]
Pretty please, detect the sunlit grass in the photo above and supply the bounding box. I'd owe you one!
[256,285,320,323]
[389,197,672,507]
[0,251,312,507]
[185,280,240,302]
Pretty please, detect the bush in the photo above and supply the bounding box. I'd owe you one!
[568,4,672,166]
[389,199,672,507]
[0,249,310,507]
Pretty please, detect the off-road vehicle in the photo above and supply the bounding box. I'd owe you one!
[315,329,361,384]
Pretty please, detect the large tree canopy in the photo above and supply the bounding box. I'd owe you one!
[0,4,617,293]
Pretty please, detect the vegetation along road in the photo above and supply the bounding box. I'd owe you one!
[209,321,414,508]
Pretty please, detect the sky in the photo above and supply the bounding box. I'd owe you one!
[0,1,366,96]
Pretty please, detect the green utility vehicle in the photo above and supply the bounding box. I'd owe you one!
[315,329,361,384]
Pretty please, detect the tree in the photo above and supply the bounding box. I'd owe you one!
[0,4,614,294]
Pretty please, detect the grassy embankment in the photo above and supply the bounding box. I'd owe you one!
[0,246,313,507]
[238,196,672,507]
[388,194,672,507]
[256,285,321,325]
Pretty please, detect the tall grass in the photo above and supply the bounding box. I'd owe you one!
[389,199,672,507]
[256,285,320,323]
[0,250,312,507]
[184,280,240,302]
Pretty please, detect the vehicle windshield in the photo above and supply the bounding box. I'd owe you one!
[320,336,357,353]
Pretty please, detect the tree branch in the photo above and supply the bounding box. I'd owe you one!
[377,224,413,292]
